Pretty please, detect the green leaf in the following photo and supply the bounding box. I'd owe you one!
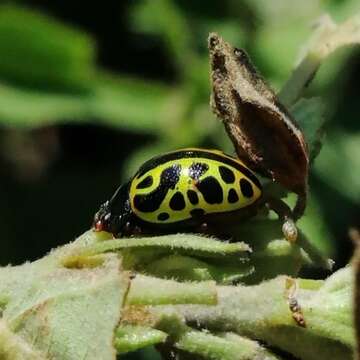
[0,83,87,127]
[0,5,95,92]
[91,75,176,132]
[0,232,128,360]
[66,227,331,285]
[297,193,336,257]
[291,97,325,162]
[0,230,355,359]
[0,76,175,133]
[66,233,251,262]
[130,0,194,74]
[314,130,360,203]
[279,13,360,106]
[144,254,254,283]
[0,320,45,360]
[0,6,180,133]
[255,20,311,87]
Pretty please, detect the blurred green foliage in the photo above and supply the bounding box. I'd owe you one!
[0,1,358,359]
[0,1,358,279]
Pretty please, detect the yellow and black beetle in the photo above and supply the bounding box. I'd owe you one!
[93,148,297,240]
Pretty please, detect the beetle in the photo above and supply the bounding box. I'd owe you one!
[93,148,297,241]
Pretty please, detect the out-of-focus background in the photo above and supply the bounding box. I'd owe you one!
[0,0,359,275]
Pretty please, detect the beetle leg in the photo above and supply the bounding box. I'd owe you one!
[199,222,209,232]
[119,221,133,237]
[194,222,212,236]
[132,225,142,236]
[120,221,142,237]
[265,197,298,242]
[195,222,233,241]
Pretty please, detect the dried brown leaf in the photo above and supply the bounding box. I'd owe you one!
[209,33,309,197]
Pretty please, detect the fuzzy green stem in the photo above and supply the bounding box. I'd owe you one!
[153,268,354,360]
[62,234,250,267]
[114,325,167,354]
[126,275,217,306]
[176,330,280,360]
[279,14,360,107]
[279,52,322,107]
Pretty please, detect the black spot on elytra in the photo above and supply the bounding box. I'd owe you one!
[135,149,261,190]
[133,164,181,212]
[136,175,153,189]
[187,190,199,205]
[240,178,254,198]
[189,162,209,181]
[190,208,205,218]
[228,189,239,203]
[157,212,170,221]
[219,166,235,184]
[197,176,223,204]
[169,192,186,211]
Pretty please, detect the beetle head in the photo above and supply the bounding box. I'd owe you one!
[93,184,131,236]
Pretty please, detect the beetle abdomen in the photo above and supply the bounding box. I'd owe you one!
[129,149,262,224]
